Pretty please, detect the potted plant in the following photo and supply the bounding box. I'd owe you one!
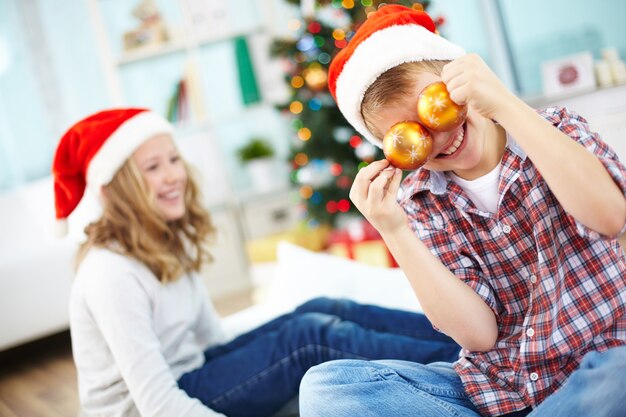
[236,137,277,192]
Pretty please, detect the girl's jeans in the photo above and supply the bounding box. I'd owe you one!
[177,297,460,417]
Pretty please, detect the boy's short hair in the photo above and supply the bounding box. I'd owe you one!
[361,60,449,139]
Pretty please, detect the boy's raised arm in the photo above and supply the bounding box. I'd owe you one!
[444,54,626,237]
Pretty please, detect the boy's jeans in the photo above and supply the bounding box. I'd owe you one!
[177,297,460,417]
[299,344,626,417]
[528,345,626,417]
[300,359,482,417]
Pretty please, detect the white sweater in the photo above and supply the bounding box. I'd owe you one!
[70,248,227,417]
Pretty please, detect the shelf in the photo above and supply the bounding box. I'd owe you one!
[88,0,283,296]
[117,39,189,65]
[169,102,271,138]
[522,83,626,108]
[117,25,264,66]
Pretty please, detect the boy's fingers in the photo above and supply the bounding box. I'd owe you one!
[368,172,389,203]
[444,76,464,93]
[357,159,390,181]
[351,159,390,200]
[448,84,470,106]
[441,59,465,84]
[380,166,395,191]
[383,168,403,203]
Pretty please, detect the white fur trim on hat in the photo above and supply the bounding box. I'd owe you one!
[52,218,69,237]
[86,111,174,193]
[335,25,465,147]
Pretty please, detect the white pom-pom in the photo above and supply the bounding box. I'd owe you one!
[53,218,69,237]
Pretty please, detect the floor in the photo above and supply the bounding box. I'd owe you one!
[0,290,254,417]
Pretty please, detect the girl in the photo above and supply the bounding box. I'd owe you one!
[52,108,461,417]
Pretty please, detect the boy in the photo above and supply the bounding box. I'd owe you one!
[299,5,626,417]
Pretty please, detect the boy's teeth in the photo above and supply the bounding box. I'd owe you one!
[442,128,464,155]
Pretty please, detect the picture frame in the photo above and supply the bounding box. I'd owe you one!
[541,52,596,97]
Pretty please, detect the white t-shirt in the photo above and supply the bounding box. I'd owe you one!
[449,162,502,214]
[70,247,227,417]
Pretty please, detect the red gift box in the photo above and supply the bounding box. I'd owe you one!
[326,220,398,268]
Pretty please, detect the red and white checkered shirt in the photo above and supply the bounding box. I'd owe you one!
[399,107,626,416]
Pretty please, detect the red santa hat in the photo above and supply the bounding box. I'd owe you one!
[328,4,465,147]
[52,108,174,236]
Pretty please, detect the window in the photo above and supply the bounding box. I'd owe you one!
[2,0,624,192]
[497,0,626,96]
[0,0,109,191]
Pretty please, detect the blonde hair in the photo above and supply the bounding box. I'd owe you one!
[76,158,216,283]
[361,60,449,139]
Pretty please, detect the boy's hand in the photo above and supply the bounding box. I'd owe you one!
[349,159,408,236]
[441,53,514,121]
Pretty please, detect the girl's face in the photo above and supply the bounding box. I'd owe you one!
[132,134,187,221]
[371,72,501,180]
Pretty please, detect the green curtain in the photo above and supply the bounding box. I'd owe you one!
[235,36,261,105]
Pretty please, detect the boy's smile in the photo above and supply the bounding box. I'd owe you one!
[373,72,505,180]
[436,123,466,158]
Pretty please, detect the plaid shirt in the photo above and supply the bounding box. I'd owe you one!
[399,107,626,416]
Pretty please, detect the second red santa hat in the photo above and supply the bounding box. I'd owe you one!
[52,108,174,236]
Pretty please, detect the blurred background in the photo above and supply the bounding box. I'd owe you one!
[1,0,626,354]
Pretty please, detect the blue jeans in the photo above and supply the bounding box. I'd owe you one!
[177,297,460,417]
[527,345,626,417]
[300,360,481,417]
[299,346,626,417]
[300,360,533,417]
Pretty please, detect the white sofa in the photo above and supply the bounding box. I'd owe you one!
[222,241,422,339]
[0,177,99,350]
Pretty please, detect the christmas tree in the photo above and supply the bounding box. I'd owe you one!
[271,0,438,228]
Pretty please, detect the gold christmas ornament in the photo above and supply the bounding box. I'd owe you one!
[417,81,467,132]
[383,121,433,170]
